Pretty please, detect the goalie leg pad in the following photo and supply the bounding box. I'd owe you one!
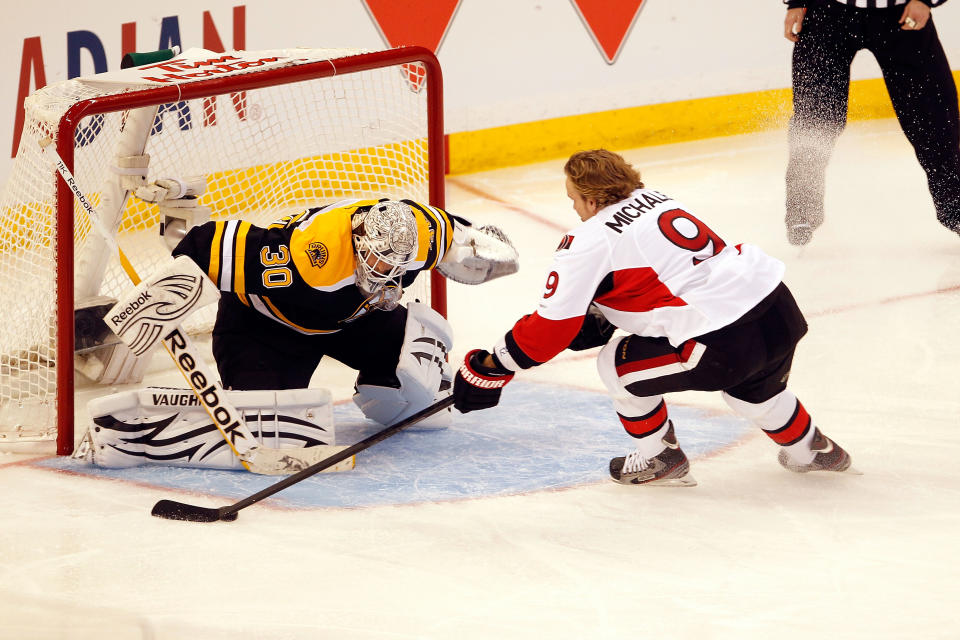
[81,387,337,470]
[353,302,453,430]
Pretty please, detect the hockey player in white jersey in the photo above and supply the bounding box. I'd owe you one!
[453,149,854,486]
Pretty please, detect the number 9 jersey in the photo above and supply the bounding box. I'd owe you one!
[493,188,785,371]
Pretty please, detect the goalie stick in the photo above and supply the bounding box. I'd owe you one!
[40,138,354,475]
[151,395,455,522]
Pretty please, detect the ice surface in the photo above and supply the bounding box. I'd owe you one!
[1,121,958,639]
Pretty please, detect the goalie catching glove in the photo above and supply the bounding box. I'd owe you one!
[453,349,514,413]
[437,217,519,285]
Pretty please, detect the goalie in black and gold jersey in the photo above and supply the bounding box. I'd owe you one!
[168,198,518,430]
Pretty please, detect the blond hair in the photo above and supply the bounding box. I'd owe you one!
[564,149,644,208]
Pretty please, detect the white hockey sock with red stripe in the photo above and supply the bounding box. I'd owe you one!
[613,394,672,458]
[722,390,817,464]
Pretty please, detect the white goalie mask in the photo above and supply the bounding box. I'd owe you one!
[352,200,418,309]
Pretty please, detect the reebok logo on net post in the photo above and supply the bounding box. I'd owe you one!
[109,291,153,327]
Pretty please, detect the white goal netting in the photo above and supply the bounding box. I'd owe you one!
[0,47,444,452]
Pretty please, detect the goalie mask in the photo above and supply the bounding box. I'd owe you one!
[352,200,418,309]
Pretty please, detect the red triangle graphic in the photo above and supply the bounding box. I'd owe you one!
[363,0,460,51]
[571,0,646,64]
[363,0,460,91]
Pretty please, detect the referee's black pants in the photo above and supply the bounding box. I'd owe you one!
[787,1,960,233]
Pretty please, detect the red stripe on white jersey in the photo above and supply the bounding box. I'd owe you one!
[509,312,584,365]
[594,267,687,313]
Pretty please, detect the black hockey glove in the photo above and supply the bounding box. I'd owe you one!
[567,304,616,351]
[453,349,515,413]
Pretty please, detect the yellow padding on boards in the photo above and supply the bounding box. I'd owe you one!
[0,140,428,255]
[118,140,428,228]
[447,71,960,175]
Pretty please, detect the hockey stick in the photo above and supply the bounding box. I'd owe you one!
[40,137,141,285]
[41,138,354,475]
[151,395,455,522]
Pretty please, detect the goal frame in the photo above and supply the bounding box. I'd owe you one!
[50,46,446,455]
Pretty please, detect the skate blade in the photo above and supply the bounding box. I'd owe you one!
[646,473,698,487]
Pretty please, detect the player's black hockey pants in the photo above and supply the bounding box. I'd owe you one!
[607,283,808,404]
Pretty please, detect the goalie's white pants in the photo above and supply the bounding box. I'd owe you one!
[353,302,453,430]
[79,387,336,470]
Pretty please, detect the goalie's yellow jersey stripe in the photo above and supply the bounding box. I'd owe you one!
[262,296,339,334]
[208,222,225,285]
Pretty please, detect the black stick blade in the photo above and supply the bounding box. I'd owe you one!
[151,499,237,522]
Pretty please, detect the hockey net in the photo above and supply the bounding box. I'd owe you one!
[0,46,446,455]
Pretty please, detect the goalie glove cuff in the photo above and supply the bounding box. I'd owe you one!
[453,349,514,413]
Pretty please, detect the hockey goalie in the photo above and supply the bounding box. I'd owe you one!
[75,197,518,473]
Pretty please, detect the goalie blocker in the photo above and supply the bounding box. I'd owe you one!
[75,387,353,472]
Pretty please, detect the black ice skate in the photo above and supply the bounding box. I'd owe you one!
[609,423,697,487]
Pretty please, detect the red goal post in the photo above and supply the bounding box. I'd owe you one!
[0,46,446,456]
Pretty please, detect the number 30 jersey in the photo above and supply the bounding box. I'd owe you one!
[493,188,785,371]
[172,199,455,334]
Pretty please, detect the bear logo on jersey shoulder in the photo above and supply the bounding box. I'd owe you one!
[306,242,329,268]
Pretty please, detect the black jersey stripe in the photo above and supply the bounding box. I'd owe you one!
[425,204,452,263]
[249,294,340,335]
[504,329,542,369]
